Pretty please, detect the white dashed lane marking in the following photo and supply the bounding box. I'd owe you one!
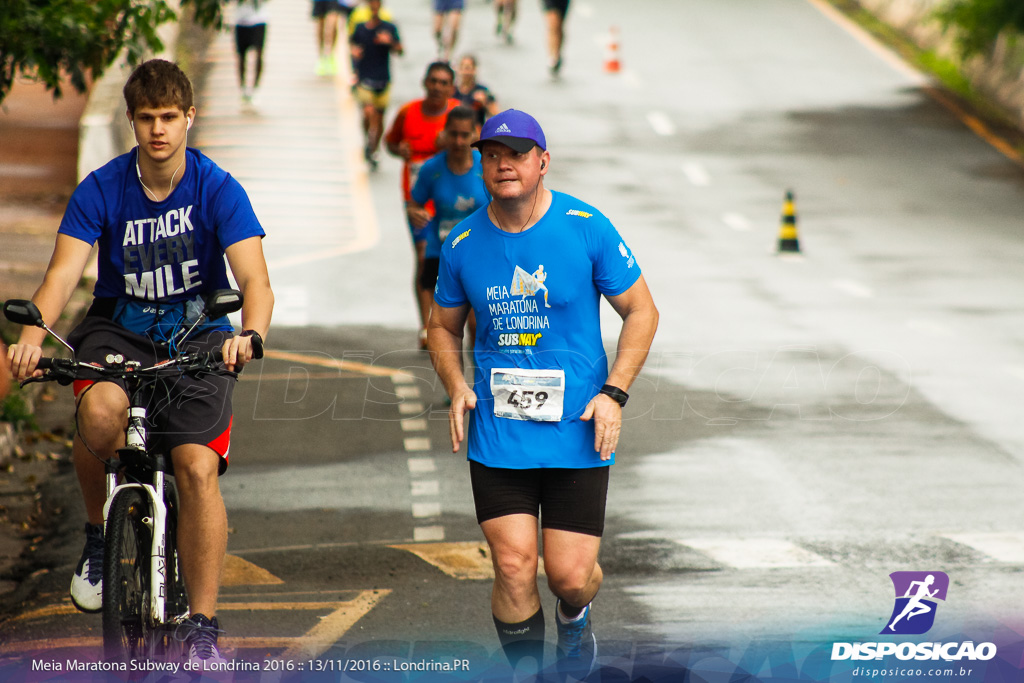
[646,111,677,136]
[721,212,752,232]
[831,279,874,299]
[681,162,711,187]
[404,437,432,452]
[411,480,440,497]
[401,418,429,432]
[407,457,436,473]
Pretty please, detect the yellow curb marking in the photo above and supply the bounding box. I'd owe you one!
[0,591,391,658]
[239,371,371,382]
[262,349,411,379]
[279,589,391,660]
[221,553,284,586]
[924,86,1024,165]
[389,541,495,580]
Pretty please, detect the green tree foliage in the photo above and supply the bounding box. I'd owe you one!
[0,0,226,103]
[936,0,1024,58]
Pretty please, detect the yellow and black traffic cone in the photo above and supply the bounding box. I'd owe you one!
[777,190,800,253]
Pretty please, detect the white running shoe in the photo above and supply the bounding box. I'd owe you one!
[69,523,104,613]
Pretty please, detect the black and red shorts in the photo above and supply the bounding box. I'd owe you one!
[67,316,235,473]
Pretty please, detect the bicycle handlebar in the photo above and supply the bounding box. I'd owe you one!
[22,350,235,388]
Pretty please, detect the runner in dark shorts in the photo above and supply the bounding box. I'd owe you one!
[312,0,345,74]
[311,0,343,18]
[541,0,571,75]
[542,0,569,17]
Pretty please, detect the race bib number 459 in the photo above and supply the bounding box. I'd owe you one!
[490,368,565,422]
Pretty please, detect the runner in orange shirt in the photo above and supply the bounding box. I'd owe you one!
[385,61,459,348]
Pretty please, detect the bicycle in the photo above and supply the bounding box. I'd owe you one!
[3,290,259,662]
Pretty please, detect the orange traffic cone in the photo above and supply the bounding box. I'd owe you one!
[777,190,800,253]
[604,27,622,73]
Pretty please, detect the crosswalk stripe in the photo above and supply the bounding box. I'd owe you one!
[679,538,834,569]
[944,532,1024,563]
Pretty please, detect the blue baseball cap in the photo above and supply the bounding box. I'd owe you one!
[472,109,547,154]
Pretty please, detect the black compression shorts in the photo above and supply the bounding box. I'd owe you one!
[469,460,609,536]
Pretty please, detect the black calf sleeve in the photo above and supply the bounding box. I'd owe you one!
[493,607,545,671]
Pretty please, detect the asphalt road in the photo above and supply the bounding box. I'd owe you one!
[4,0,1024,681]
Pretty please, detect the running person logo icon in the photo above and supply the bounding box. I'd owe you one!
[509,265,552,307]
[882,571,949,635]
[533,265,551,308]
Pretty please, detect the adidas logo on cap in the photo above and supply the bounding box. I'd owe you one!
[495,123,512,134]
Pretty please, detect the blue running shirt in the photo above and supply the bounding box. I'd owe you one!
[411,150,489,259]
[59,148,265,307]
[435,191,641,469]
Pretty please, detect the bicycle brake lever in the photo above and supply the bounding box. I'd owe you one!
[20,373,74,387]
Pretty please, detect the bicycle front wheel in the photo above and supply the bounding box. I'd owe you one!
[102,488,153,662]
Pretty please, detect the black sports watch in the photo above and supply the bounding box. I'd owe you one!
[599,384,629,407]
[240,329,265,359]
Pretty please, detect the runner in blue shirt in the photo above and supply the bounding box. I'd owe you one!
[428,109,658,678]
[407,106,489,286]
[6,60,273,666]
[409,106,487,354]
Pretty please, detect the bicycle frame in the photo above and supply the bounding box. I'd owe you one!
[102,403,175,626]
[3,288,251,658]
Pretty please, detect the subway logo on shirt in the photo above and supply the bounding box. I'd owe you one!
[497,333,543,348]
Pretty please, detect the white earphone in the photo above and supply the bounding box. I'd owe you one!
[186,116,193,130]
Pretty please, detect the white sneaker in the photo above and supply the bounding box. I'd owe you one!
[178,614,227,668]
[70,523,104,613]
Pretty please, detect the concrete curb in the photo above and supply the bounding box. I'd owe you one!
[853,0,1024,131]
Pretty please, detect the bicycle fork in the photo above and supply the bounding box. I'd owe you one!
[102,405,171,625]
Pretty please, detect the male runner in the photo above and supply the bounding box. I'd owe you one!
[543,0,570,76]
[407,106,488,291]
[350,0,403,169]
[427,109,658,677]
[385,62,459,348]
[6,59,274,665]
[311,0,347,75]
[432,0,464,62]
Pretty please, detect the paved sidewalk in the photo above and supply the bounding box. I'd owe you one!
[195,1,376,327]
[0,1,374,611]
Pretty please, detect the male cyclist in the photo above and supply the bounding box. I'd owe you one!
[6,59,273,665]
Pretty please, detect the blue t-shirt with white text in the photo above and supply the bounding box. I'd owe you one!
[434,191,641,469]
[59,147,264,308]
